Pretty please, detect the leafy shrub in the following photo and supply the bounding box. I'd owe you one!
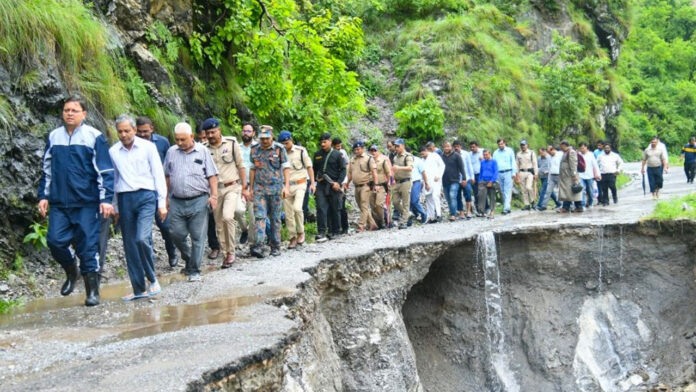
[395,94,445,148]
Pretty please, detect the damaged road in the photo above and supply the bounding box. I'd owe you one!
[1,163,694,391]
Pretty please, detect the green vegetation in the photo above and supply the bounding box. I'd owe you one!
[647,193,696,220]
[616,172,631,188]
[188,0,366,151]
[356,1,618,149]
[0,0,128,122]
[1,0,692,158]
[616,0,696,159]
[0,0,182,137]
[0,298,22,315]
[23,222,48,250]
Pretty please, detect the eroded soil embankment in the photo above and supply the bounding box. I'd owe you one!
[218,221,696,392]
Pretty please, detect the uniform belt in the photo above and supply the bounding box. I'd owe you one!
[220,180,240,188]
[355,182,369,188]
[499,169,512,173]
[172,193,206,201]
[519,168,534,173]
[289,178,307,186]
[397,178,411,183]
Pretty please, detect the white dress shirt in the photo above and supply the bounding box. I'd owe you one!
[109,137,167,212]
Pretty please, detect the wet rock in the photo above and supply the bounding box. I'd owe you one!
[584,280,599,290]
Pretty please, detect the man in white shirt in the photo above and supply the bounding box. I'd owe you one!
[596,143,624,206]
[109,115,167,300]
[421,145,445,223]
[453,140,475,219]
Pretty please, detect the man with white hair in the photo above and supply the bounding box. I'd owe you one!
[163,122,219,282]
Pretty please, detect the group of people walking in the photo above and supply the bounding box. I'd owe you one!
[38,96,685,307]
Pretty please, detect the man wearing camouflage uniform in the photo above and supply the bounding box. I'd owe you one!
[249,126,289,258]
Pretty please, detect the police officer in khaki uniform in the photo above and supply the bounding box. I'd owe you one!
[391,138,414,229]
[346,141,378,232]
[203,118,248,268]
[369,144,391,229]
[278,130,315,249]
[515,139,538,210]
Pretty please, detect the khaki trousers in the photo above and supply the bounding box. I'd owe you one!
[283,182,306,236]
[354,184,375,229]
[215,184,242,254]
[518,171,536,206]
[234,196,256,245]
[370,186,387,228]
[391,180,411,221]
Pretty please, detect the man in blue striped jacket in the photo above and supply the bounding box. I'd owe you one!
[37,95,114,307]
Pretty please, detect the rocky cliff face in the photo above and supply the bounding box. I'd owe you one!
[210,223,696,391]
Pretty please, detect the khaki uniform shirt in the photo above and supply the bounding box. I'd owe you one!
[516,149,538,174]
[208,137,243,184]
[393,152,414,180]
[374,154,390,184]
[286,145,312,182]
[349,154,376,185]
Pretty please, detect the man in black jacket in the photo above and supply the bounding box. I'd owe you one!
[313,133,346,242]
[441,141,467,221]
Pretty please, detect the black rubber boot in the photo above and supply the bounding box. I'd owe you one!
[60,263,78,296]
[84,272,100,307]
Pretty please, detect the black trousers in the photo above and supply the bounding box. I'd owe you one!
[685,161,696,182]
[647,166,663,192]
[600,173,617,204]
[207,210,219,250]
[316,182,342,236]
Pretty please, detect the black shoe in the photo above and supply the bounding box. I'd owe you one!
[84,272,100,307]
[250,245,265,258]
[239,231,248,245]
[60,262,78,296]
[407,217,414,227]
[522,205,531,211]
[315,234,328,243]
[270,248,281,257]
[168,255,179,268]
[502,210,511,215]
[398,223,408,229]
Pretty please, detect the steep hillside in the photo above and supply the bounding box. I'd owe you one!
[0,0,693,289]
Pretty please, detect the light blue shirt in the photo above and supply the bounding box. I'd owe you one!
[109,136,167,212]
[459,150,474,181]
[411,156,425,182]
[469,150,482,174]
[493,146,517,174]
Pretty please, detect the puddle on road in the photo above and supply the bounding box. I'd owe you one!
[113,295,262,341]
[0,270,294,343]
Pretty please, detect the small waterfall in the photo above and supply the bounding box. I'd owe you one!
[477,232,519,392]
[597,226,604,291]
[619,226,625,297]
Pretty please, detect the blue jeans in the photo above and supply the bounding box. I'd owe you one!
[254,191,283,248]
[118,190,157,295]
[410,180,427,222]
[497,171,513,211]
[539,174,560,208]
[169,195,209,275]
[47,204,101,274]
[445,182,460,216]
[580,178,595,207]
